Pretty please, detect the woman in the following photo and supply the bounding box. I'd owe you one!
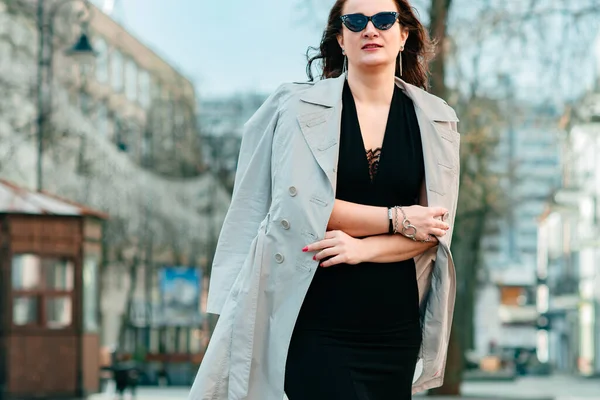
[189,0,460,399]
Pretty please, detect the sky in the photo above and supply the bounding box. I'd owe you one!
[96,0,332,99]
[91,0,599,104]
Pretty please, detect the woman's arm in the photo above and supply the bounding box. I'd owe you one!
[327,199,388,237]
[359,234,436,264]
[311,183,450,267]
[308,230,437,268]
[329,179,450,240]
[328,200,451,240]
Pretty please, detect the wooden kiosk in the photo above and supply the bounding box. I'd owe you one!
[0,180,108,399]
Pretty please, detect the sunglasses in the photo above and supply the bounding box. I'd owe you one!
[340,12,399,32]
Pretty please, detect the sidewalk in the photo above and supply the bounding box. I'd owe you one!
[86,388,553,400]
[88,375,598,400]
[89,391,550,400]
[459,374,599,400]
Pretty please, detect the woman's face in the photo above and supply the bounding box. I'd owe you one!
[337,0,408,73]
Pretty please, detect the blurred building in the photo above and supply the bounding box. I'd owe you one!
[476,106,562,361]
[80,2,224,385]
[84,1,203,177]
[0,0,230,388]
[0,179,108,398]
[537,89,600,377]
[3,0,203,177]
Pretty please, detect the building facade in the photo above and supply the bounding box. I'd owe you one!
[476,106,562,362]
[537,91,600,376]
[83,0,203,177]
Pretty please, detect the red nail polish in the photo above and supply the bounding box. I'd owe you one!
[302,246,308,252]
[312,255,316,260]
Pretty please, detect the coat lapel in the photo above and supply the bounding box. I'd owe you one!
[397,78,459,246]
[297,76,346,190]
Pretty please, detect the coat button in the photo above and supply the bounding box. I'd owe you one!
[288,186,297,197]
[274,253,284,263]
[281,219,290,230]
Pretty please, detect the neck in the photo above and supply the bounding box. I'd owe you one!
[346,65,397,105]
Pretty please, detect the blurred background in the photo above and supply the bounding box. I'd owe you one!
[0,0,599,399]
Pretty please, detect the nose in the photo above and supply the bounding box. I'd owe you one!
[362,21,379,38]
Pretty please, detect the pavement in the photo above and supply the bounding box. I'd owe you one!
[88,375,600,400]
[459,375,600,400]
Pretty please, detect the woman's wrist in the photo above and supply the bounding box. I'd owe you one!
[387,206,407,237]
[357,237,374,263]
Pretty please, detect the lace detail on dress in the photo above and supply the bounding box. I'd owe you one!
[366,147,382,182]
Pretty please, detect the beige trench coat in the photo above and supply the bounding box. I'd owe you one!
[189,75,460,399]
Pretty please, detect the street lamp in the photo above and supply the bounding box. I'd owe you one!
[36,0,97,192]
[65,29,96,66]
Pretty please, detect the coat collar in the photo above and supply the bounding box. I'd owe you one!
[298,75,459,123]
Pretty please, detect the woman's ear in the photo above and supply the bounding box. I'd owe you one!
[337,34,344,51]
[400,26,409,43]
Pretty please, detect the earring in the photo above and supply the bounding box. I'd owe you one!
[341,49,348,74]
[398,47,403,77]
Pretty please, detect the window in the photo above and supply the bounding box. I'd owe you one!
[111,48,123,92]
[46,297,72,329]
[500,286,534,306]
[11,254,75,329]
[178,327,189,353]
[151,80,162,103]
[190,329,203,353]
[149,328,160,353]
[83,255,99,332]
[139,70,151,108]
[165,327,177,353]
[123,327,136,353]
[95,37,109,83]
[125,58,138,101]
[13,297,37,325]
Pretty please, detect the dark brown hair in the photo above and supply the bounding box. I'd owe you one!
[306,0,435,90]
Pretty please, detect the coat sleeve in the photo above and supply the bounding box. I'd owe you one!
[206,84,289,315]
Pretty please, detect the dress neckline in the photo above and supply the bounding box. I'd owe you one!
[343,80,399,183]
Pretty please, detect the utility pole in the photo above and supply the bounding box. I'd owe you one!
[35,0,96,191]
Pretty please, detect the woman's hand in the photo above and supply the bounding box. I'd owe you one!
[303,230,366,268]
[396,205,450,242]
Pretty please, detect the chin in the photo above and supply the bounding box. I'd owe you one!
[358,59,395,70]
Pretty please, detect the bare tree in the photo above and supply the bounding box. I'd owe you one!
[429,0,600,394]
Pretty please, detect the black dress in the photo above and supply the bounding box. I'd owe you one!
[285,81,425,400]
